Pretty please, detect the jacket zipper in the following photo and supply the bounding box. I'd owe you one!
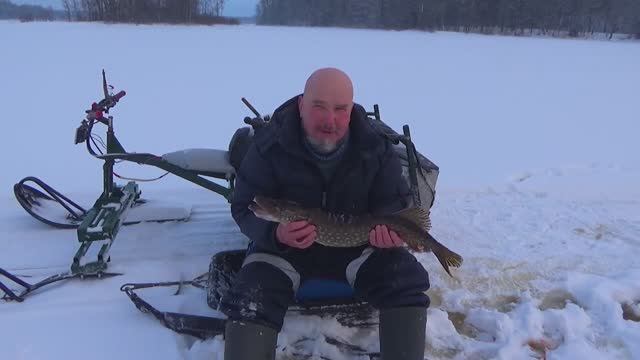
[321,191,327,209]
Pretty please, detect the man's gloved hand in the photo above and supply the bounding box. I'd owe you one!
[276,220,316,249]
[369,225,404,248]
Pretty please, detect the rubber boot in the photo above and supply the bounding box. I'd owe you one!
[379,306,427,360]
[224,319,278,360]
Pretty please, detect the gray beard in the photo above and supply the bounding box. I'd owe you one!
[305,136,338,154]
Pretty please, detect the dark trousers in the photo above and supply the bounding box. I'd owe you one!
[219,245,430,331]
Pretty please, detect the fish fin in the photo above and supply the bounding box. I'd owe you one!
[395,207,432,232]
[426,233,463,277]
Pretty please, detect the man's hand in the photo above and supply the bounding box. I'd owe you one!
[276,220,316,249]
[369,225,404,248]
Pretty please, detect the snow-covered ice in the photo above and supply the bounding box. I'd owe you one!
[1,20,639,359]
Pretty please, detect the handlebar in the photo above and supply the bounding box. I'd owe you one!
[85,90,126,125]
[94,90,126,113]
[75,71,126,145]
[112,90,126,101]
[83,70,126,124]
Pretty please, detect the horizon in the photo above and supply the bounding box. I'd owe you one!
[9,0,259,17]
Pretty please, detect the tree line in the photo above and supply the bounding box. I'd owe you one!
[0,0,58,21]
[256,0,640,38]
[61,0,236,24]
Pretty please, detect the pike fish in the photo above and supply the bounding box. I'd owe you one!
[249,195,463,276]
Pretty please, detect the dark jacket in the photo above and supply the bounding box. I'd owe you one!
[230,95,411,257]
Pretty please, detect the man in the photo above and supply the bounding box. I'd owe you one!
[220,68,430,360]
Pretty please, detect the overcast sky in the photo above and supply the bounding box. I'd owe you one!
[11,0,259,17]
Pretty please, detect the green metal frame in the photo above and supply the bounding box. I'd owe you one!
[72,109,235,276]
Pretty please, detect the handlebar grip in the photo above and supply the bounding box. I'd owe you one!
[113,91,126,101]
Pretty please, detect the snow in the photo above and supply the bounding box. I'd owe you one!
[1,20,639,359]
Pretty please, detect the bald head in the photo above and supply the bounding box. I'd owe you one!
[303,68,354,101]
[298,68,354,153]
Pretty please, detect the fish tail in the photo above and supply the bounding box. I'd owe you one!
[426,232,463,277]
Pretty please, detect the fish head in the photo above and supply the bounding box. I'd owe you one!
[249,195,308,223]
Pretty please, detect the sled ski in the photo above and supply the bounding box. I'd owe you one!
[14,177,192,229]
[0,267,122,302]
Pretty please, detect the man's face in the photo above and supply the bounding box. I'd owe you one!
[298,89,353,153]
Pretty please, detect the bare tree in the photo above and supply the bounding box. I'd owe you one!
[64,0,234,24]
[201,0,225,16]
[62,0,72,21]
